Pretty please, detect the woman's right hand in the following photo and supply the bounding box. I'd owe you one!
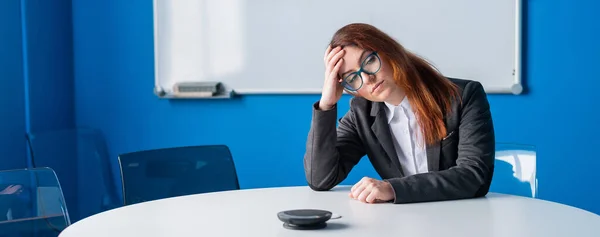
[319,45,345,110]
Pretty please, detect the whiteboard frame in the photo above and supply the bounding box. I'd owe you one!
[153,0,524,97]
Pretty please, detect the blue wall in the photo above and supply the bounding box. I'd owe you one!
[72,0,600,214]
[20,0,77,221]
[22,0,75,132]
[0,0,74,169]
[0,0,27,170]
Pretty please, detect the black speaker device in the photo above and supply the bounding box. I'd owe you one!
[277,209,332,230]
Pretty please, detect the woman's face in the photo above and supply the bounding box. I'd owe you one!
[338,45,401,103]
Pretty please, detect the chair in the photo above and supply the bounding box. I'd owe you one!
[490,143,538,198]
[0,167,70,237]
[118,145,240,205]
[25,128,121,222]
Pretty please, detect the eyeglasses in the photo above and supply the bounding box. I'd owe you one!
[341,51,382,91]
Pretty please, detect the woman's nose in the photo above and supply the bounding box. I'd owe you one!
[363,72,375,83]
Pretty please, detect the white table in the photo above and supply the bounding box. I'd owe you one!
[59,186,600,237]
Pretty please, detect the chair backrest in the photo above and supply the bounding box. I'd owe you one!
[0,167,70,236]
[491,143,538,198]
[25,128,121,222]
[118,145,240,205]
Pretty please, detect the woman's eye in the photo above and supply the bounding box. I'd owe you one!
[366,56,376,64]
[347,75,357,83]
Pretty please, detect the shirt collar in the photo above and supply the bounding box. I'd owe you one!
[384,97,411,124]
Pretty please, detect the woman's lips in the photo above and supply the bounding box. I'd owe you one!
[372,81,384,93]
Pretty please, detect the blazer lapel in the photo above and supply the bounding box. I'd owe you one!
[427,111,452,172]
[370,102,404,177]
[426,142,440,172]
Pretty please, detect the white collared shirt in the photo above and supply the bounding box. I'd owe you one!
[384,98,428,176]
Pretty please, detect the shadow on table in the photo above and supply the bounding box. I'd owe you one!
[330,186,352,192]
[324,222,349,230]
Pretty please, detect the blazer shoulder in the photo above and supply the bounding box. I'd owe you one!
[447,78,487,101]
[347,96,377,118]
[349,96,370,110]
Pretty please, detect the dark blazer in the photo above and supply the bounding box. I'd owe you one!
[303,78,495,204]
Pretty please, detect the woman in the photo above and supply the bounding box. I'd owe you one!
[304,23,495,204]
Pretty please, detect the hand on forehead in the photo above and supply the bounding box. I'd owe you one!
[339,46,372,77]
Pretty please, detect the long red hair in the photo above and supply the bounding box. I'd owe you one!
[330,23,459,145]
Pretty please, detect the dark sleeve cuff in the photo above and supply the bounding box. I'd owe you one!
[385,178,411,204]
[312,101,337,117]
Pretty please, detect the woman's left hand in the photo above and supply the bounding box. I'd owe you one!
[349,177,395,203]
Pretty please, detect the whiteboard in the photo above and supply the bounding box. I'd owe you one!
[153,0,523,96]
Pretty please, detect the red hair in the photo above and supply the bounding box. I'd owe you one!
[330,23,459,145]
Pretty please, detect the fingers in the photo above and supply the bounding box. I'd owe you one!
[325,46,344,66]
[325,45,339,63]
[350,177,387,203]
[365,188,380,203]
[327,51,345,73]
[357,182,376,203]
[323,45,332,62]
[349,178,364,198]
[328,58,343,80]
[350,177,371,199]
[350,177,366,193]
[349,182,359,198]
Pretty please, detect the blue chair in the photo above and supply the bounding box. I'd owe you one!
[118,145,240,205]
[0,167,70,237]
[490,143,538,198]
[25,128,121,222]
